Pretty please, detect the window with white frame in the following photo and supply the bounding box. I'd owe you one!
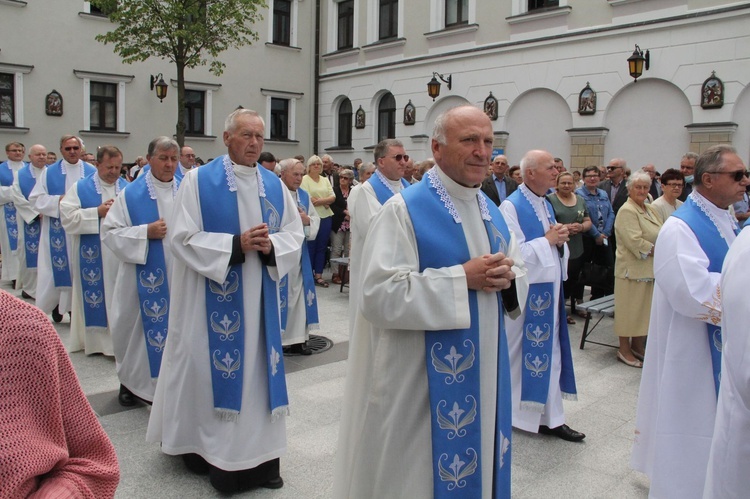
[0,63,33,129]
[429,0,475,32]
[261,89,302,142]
[270,0,300,47]
[510,0,566,16]
[170,80,220,137]
[82,1,111,16]
[365,0,404,45]
[338,0,355,49]
[74,70,132,133]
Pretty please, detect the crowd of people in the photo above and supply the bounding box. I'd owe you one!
[1,105,749,497]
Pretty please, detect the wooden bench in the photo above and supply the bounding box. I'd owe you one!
[575,294,617,350]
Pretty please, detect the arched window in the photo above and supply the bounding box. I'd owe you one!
[377,92,396,142]
[338,98,352,147]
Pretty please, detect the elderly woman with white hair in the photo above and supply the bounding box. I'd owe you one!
[613,169,663,367]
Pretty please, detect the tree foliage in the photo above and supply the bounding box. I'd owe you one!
[90,0,266,144]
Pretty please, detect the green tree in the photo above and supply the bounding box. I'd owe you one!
[90,0,265,146]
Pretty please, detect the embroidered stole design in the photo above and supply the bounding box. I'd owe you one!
[368,169,410,205]
[507,189,577,410]
[125,172,177,379]
[46,161,96,287]
[76,175,123,328]
[198,156,289,420]
[17,165,41,268]
[403,169,513,498]
[0,161,20,252]
[672,196,733,396]
[279,187,319,334]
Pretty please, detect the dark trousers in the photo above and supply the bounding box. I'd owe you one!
[565,255,585,312]
[581,236,614,299]
[183,454,280,493]
[309,216,333,275]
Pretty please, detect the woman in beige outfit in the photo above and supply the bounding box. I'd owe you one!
[613,171,663,367]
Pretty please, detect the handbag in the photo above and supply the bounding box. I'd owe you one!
[580,261,612,288]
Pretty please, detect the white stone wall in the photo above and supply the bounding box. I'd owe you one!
[318,1,750,170]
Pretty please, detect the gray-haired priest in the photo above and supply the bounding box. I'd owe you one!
[101,137,181,407]
[146,109,304,493]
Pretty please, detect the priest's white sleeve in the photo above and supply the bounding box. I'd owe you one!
[59,184,100,236]
[654,218,723,324]
[29,169,62,218]
[100,194,149,265]
[359,197,471,332]
[266,185,304,282]
[12,180,38,224]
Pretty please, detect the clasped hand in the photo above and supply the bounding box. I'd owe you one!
[545,223,569,246]
[241,223,272,255]
[464,252,515,292]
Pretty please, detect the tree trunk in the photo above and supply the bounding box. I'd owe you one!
[175,58,187,147]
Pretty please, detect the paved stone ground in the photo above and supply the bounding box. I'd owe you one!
[2,272,651,498]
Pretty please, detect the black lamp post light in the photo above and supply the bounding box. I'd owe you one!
[150,73,169,102]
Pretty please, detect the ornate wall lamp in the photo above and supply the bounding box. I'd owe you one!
[150,73,169,102]
[427,72,452,101]
[627,45,650,82]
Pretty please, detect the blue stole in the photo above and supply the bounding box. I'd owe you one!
[76,174,125,328]
[402,169,512,498]
[198,155,289,419]
[0,161,22,252]
[368,170,411,205]
[125,172,179,379]
[671,196,735,396]
[279,187,319,334]
[507,189,577,410]
[17,165,41,268]
[46,161,96,288]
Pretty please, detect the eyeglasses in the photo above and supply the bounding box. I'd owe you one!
[709,170,750,182]
[606,166,622,171]
[665,182,684,188]
[584,174,599,179]
[64,146,80,152]
[386,154,409,162]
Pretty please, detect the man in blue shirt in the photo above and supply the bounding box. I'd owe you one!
[481,154,518,205]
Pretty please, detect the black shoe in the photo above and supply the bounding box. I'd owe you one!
[51,305,63,323]
[291,343,313,356]
[21,291,33,300]
[182,453,210,475]
[539,424,586,442]
[11,279,16,289]
[261,476,284,489]
[118,384,137,407]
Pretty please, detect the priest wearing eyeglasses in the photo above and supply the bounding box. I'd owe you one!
[631,144,749,499]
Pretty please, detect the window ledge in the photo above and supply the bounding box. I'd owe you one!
[0,0,27,7]
[363,145,376,151]
[182,134,218,141]
[265,139,300,144]
[322,47,361,61]
[424,23,479,41]
[410,134,430,143]
[608,0,645,5]
[362,37,406,53]
[0,126,30,133]
[74,70,134,83]
[507,6,572,25]
[265,42,303,52]
[324,146,354,151]
[80,130,130,137]
[78,12,110,21]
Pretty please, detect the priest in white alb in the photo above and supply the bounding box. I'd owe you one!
[334,105,526,499]
[0,141,27,287]
[278,157,320,355]
[500,150,584,443]
[146,110,303,494]
[631,144,748,498]
[101,137,181,406]
[29,135,95,322]
[60,146,127,356]
[11,144,46,299]
[704,223,750,498]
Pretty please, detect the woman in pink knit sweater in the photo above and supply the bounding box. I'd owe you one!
[0,290,119,498]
